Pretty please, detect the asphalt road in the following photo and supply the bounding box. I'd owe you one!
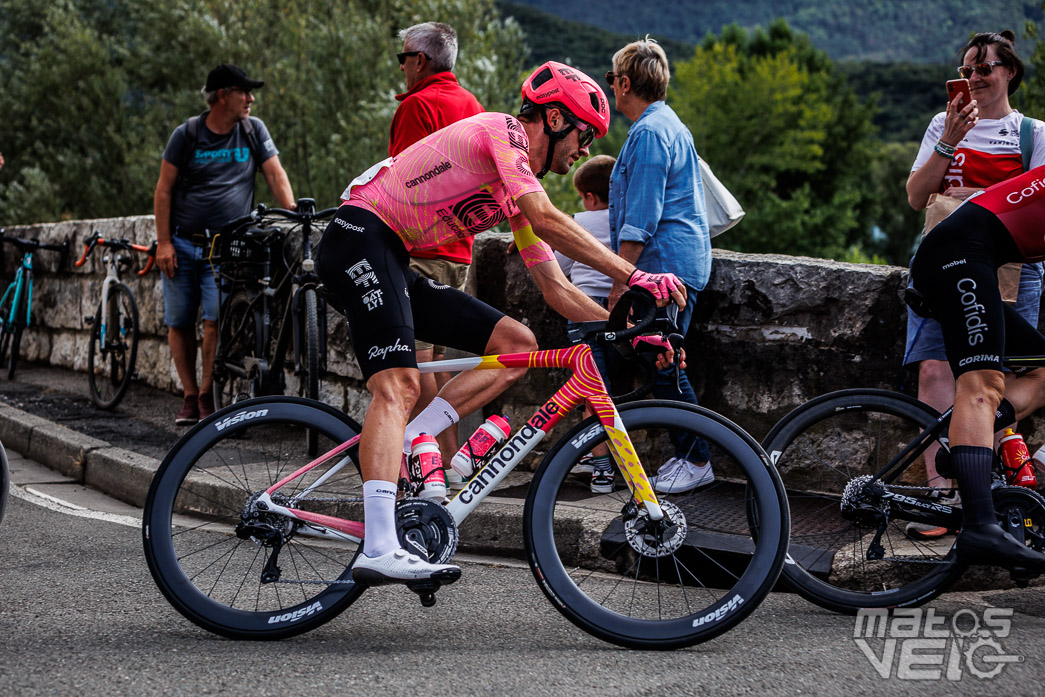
[3,450,1045,697]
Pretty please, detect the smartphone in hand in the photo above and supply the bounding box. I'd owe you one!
[946,78,972,109]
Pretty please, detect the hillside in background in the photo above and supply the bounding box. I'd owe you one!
[503,0,1044,63]
[497,1,1031,142]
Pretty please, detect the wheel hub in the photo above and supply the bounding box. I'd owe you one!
[623,500,686,557]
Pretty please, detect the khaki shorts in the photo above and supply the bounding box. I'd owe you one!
[408,256,470,352]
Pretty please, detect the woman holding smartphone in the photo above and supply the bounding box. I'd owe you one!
[903,30,1045,538]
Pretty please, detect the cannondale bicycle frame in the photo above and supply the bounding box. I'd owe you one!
[250,343,666,540]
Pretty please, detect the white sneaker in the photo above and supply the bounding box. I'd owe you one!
[650,457,714,494]
[571,452,595,476]
[351,548,461,585]
[445,467,466,490]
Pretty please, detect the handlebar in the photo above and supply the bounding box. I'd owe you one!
[0,230,67,255]
[74,230,157,275]
[220,198,339,234]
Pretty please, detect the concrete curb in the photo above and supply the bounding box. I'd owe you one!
[0,400,539,558]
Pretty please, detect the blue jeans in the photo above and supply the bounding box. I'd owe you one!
[652,288,711,463]
[571,289,711,465]
[162,235,220,328]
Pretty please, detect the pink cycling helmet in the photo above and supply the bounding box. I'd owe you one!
[521,61,610,138]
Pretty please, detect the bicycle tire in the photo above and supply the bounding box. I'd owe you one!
[7,322,22,380]
[303,288,321,455]
[0,440,9,526]
[524,401,789,650]
[87,282,139,409]
[215,290,263,408]
[0,323,10,371]
[142,397,366,639]
[762,388,965,614]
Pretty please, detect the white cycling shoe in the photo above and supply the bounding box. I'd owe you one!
[351,548,462,586]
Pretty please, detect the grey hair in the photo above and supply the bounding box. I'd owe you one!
[203,88,220,106]
[399,22,458,73]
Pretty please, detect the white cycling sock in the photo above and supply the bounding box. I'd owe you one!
[402,397,459,453]
[362,480,400,558]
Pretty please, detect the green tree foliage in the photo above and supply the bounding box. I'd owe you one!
[502,0,1045,63]
[671,21,879,260]
[0,0,526,225]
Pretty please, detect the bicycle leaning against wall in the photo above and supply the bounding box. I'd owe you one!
[210,198,336,410]
[74,230,157,409]
[0,230,67,379]
[141,289,791,650]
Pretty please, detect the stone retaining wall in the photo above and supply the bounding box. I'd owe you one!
[5,216,985,448]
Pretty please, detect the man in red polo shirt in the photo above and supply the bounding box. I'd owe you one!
[391,22,484,475]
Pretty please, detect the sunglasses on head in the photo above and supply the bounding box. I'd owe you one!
[956,61,1004,79]
[564,113,595,148]
[397,50,428,65]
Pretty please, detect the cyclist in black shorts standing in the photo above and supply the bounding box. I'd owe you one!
[910,164,1045,570]
[316,63,686,587]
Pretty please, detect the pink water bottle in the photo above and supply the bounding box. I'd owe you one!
[410,434,446,500]
[450,415,510,478]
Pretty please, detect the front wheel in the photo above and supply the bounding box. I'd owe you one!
[87,282,139,409]
[0,440,9,526]
[524,401,789,650]
[142,397,366,639]
[215,290,264,409]
[762,389,964,614]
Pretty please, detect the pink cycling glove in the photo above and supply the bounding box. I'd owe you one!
[632,334,672,352]
[627,270,683,301]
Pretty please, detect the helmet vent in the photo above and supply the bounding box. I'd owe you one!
[530,67,553,89]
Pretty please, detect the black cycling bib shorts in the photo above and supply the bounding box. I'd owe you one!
[910,202,1045,377]
[316,205,504,381]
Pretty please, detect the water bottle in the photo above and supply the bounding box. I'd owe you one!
[410,434,446,500]
[450,415,510,479]
[999,429,1037,488]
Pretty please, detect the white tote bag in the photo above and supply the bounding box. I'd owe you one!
[699,156,744,237]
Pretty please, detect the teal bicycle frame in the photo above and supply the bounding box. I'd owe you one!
[0,251,33,333]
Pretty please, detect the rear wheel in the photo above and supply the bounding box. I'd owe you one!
[762,389,965,614]
[87,282,139,409]
[524,401,788,650]
[142,397,365,639]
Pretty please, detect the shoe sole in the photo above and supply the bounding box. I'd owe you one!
[175,418,199,426]
[654,474,715,494]
[352,566,462,586]
[905,526,955,540]
[590,483,613,494]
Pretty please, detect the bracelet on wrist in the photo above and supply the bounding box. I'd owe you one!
[934,140,956,159]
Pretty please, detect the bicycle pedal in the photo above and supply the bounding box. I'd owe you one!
[406,571,459,607]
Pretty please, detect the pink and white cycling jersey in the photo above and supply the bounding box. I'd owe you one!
[341,113,555,267]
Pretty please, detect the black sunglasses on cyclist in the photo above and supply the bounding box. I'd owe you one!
[397,50,428,65]
[956,61,1005,79]
[564,114,595,148]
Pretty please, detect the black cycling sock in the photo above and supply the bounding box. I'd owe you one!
[952,445,996,527]
[992,399,1016,433]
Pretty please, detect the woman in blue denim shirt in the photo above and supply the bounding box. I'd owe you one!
[607,38,714,494]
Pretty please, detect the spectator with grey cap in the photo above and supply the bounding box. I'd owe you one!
[153,63,295,426]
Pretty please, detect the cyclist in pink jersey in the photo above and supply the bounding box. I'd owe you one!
[316,62,686,586]
[908,164,1045,572]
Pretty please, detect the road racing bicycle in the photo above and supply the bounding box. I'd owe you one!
[0,230,67,379]
[142,290,790,650]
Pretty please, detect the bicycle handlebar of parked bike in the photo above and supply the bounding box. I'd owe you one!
[0,229,68,255]
[220,198,339,234]
[74,230,157,276]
